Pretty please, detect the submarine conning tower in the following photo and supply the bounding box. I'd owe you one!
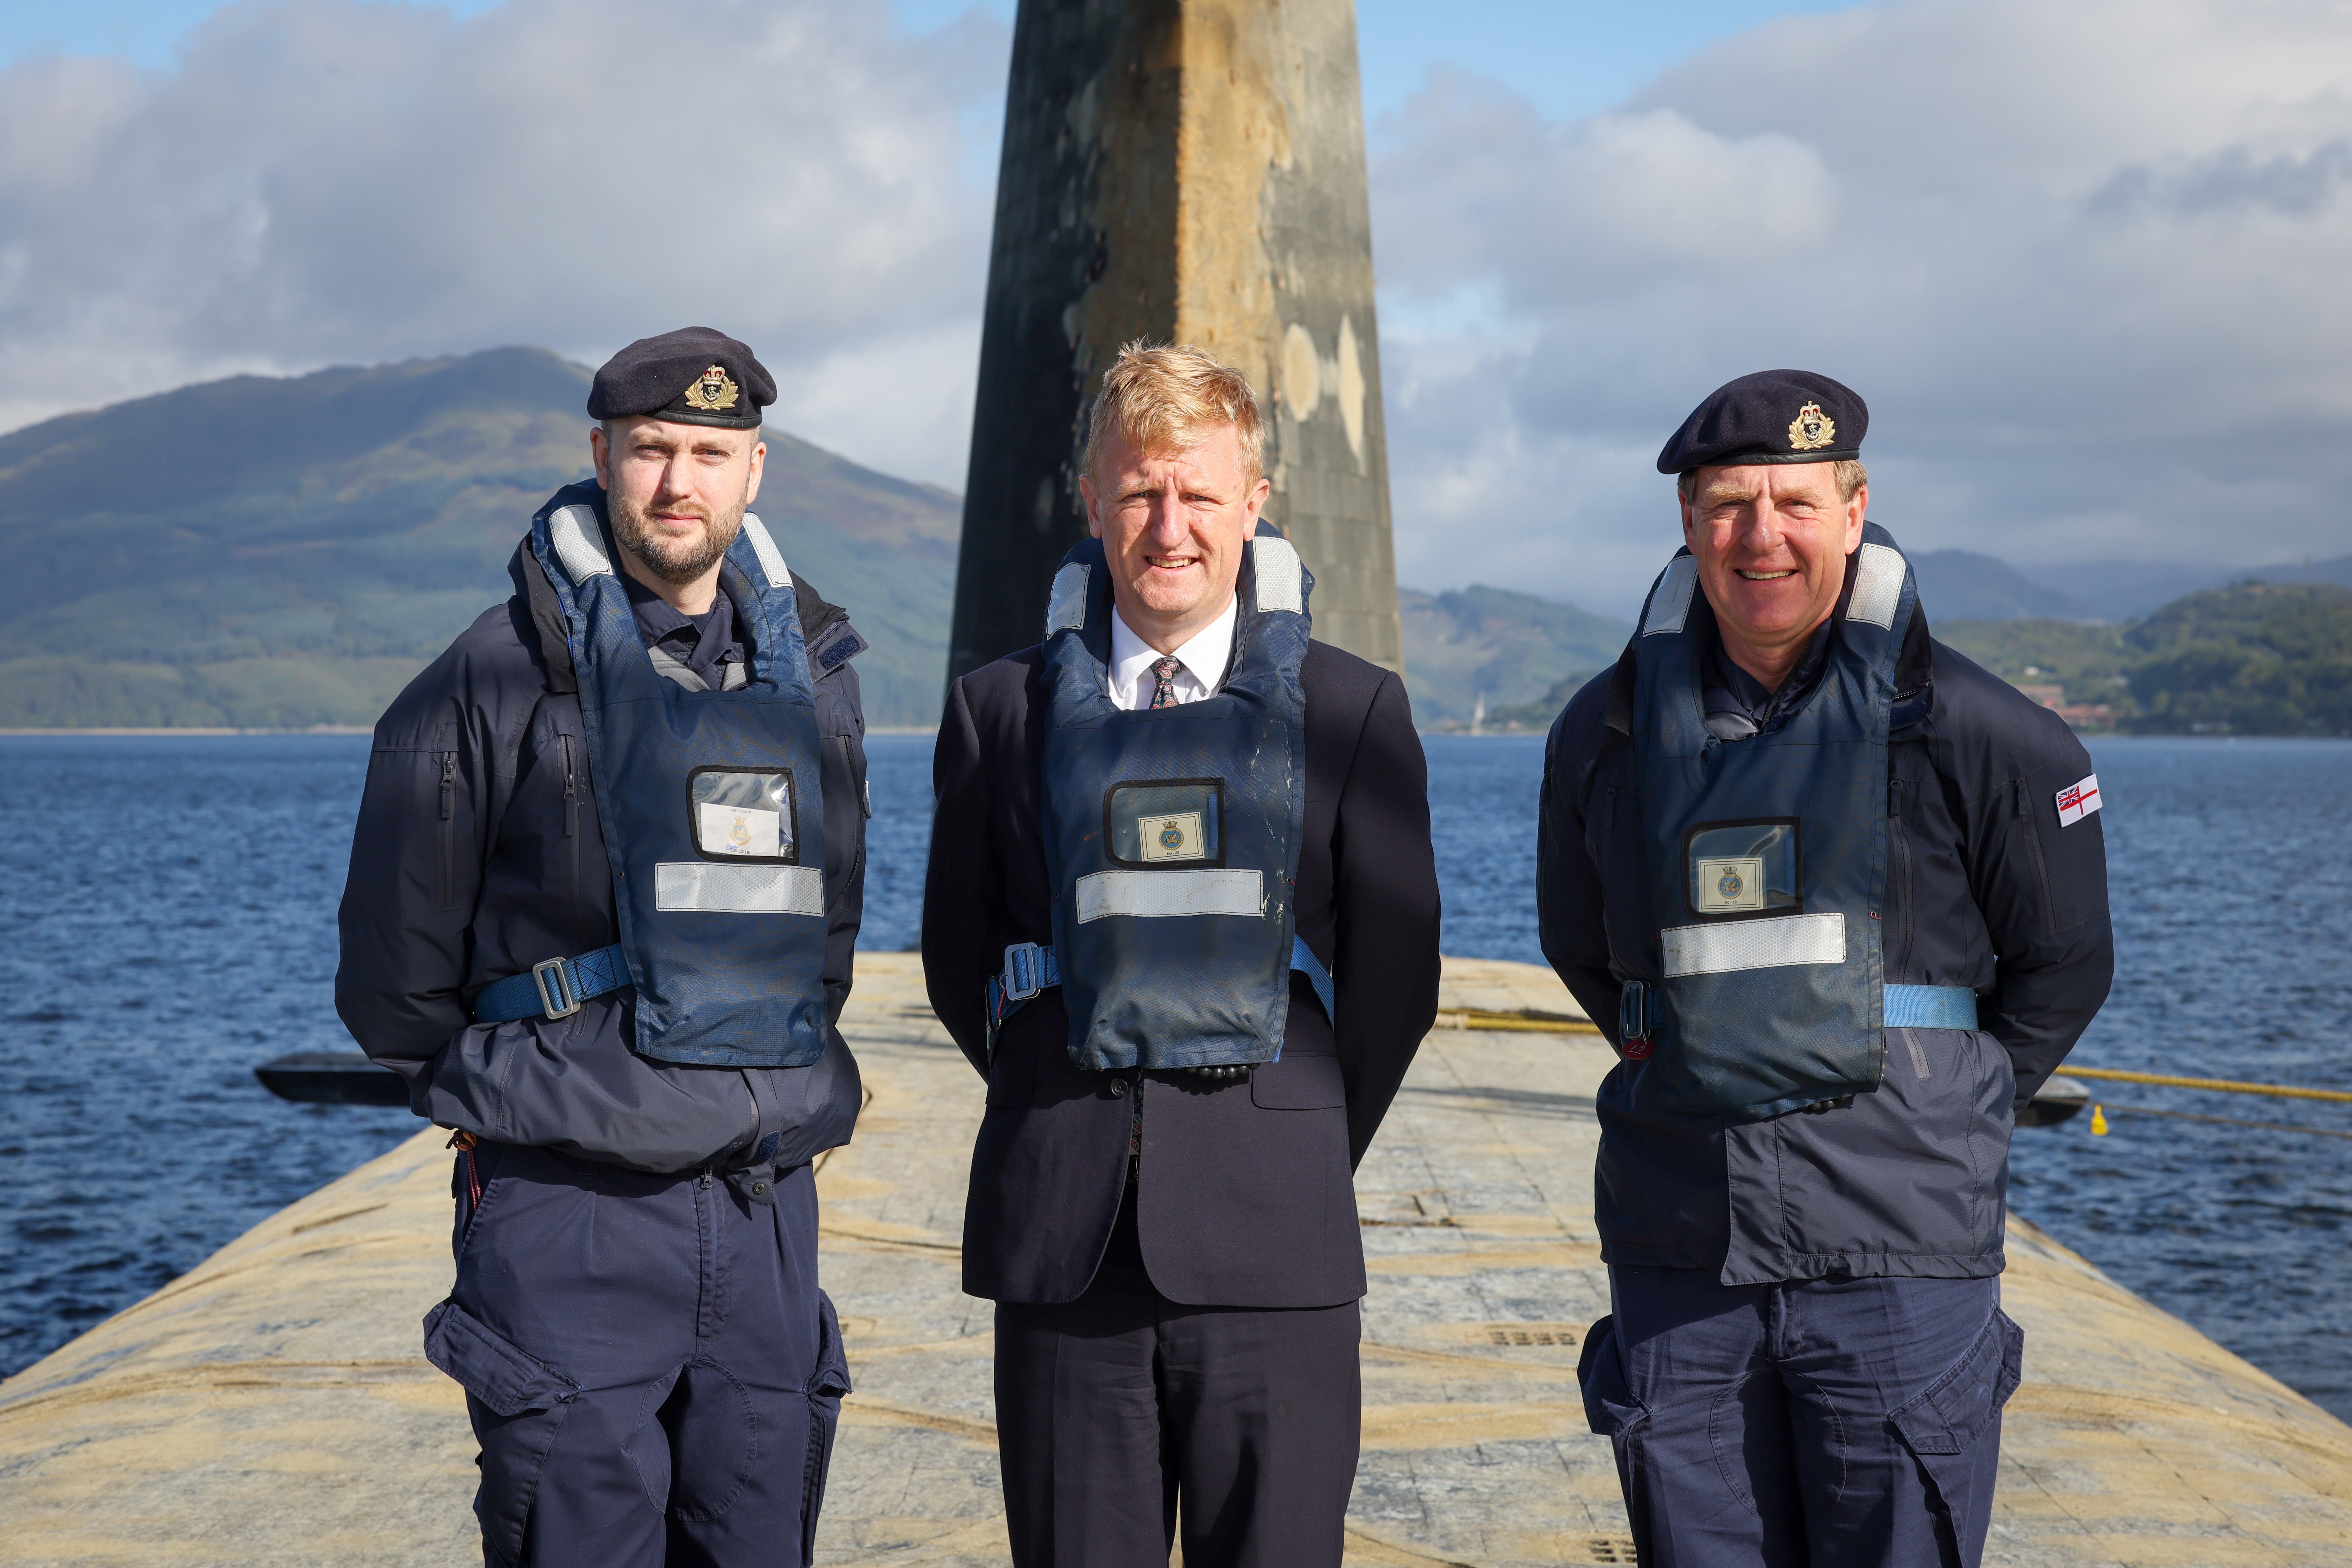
[947,0,1405,683]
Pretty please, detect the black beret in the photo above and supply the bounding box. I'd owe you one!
[1656,369,1867,474]
[588,327,775,430]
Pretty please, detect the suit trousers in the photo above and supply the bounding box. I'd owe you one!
[1579,1266,2022,1568]
[425,1143,852,1568]
[993,1182,1363,1568]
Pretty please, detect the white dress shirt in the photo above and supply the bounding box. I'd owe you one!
[1106,594,1239,710]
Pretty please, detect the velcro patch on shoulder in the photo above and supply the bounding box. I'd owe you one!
[2055,773,2101,826]
[815,624,868,671]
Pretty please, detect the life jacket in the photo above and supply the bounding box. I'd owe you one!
[1620,522,1922,1118]
[1038,526,1312,1070]
[517,485,831,1068]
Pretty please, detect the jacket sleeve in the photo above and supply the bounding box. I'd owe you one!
[1333,670,1443,1167]
[817,656,868,1027]
[1536,677,1626,1042]
[1940,674,2116,1106]
[922,674,999,1076]
[334,664,494,1087]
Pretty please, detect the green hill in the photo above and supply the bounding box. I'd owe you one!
[2124,582,2352,734]
[1415,582,2352,738]
[0,347,958,729]
[1930,619,2134,705]
[1939,582,2352,734]
[10,350,2331,738]
[1400,585,1633,727]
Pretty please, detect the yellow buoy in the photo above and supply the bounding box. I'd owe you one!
[2090,1104,2109,1136]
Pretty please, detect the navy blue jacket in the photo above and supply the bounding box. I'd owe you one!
[1539,627,2113,1283]
[335,521,869,1176]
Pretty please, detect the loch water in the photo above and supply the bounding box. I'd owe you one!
[3,732,2349,1422]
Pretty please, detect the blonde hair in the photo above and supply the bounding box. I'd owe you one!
[1678,459,1868,504]
[1084,341,1266,483]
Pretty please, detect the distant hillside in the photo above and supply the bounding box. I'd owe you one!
[1910,550,2096,622]
[2124,582,2352,734]
[0,348,959,728]
[1398,585,1633,727]
[1933,619,2134,704]
[1411,577,2352,738]
[1940,583,2352,734]
[2025,554,2352,623]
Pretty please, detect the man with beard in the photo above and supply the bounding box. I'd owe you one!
[337,328,870,1566]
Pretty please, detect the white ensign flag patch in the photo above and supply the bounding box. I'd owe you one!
[2055,774,2102,826]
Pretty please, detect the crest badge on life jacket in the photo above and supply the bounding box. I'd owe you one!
[1139,811,1205,863]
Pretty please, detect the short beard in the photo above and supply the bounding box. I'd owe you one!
[609,491,746,586]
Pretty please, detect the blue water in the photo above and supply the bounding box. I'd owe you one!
[3,732,2349,1423]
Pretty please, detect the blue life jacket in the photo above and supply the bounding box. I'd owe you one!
[524,490,830,1068]
[1625,522,1921,1118]
[1038,526,1312,1070]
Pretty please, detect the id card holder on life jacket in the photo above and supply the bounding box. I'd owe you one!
[688,767,799,863]
[1682,819,1800,918]
[1105,779,1225,867]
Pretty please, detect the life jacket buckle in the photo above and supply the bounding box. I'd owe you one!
[532,956,584,1020]
[1000,942,1057,1004]
[1619,979,1661,1051]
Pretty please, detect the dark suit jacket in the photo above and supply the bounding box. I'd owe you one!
[924,639,1441,1308]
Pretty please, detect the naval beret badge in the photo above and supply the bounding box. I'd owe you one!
[1787,401,1836,452]
[683,364,740,414]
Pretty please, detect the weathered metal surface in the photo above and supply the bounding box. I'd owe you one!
[4,953,2350,1565]
[948,0,1403,683]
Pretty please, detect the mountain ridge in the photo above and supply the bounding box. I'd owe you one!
[0,347,958,728]
[4,349,2336,735]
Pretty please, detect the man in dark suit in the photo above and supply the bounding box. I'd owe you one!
[923,343,1441,1567]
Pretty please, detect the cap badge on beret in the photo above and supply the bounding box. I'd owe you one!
[683,365,740,414]
[1787,402,1836,452]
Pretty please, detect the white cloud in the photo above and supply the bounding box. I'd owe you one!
[0,0,1002,485]
[1373,0,2352,616]
[9,0,2350,605]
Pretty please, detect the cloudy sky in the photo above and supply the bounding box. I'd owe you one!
[3,0,2348,614]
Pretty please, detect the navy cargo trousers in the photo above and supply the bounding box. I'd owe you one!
[422,1143,851,1567]
[1579,1267,2021,1568]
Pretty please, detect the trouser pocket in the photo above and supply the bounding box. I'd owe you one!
[424,1299,582,1565]
[800,1289,855,1563]
[1577,1314,1654,1555]
[1888,1309,2024,1566]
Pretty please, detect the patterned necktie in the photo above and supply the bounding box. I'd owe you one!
[1148,654,1182,709]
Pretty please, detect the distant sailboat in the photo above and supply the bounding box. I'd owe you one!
[1471,693,1485,735]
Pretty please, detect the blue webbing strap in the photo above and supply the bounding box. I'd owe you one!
[1883,984,1979,1031]
[472,943,630,1024]
[1288,936,1337,1029]
[1617,979,1975,1045]
[984,936,1336,1050]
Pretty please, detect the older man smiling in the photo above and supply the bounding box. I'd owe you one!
[1537,371,2114,1568]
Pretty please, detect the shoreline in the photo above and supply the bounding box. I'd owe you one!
[4,725,2343,742]
[0,726,374,737]
[0,725,946,738]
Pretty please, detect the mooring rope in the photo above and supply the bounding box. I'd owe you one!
[2056,1066,2352,1103]
[2091,1102,2352,1141]
[1434,1009,1601,1034]
[1432,1012,2352,1108]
